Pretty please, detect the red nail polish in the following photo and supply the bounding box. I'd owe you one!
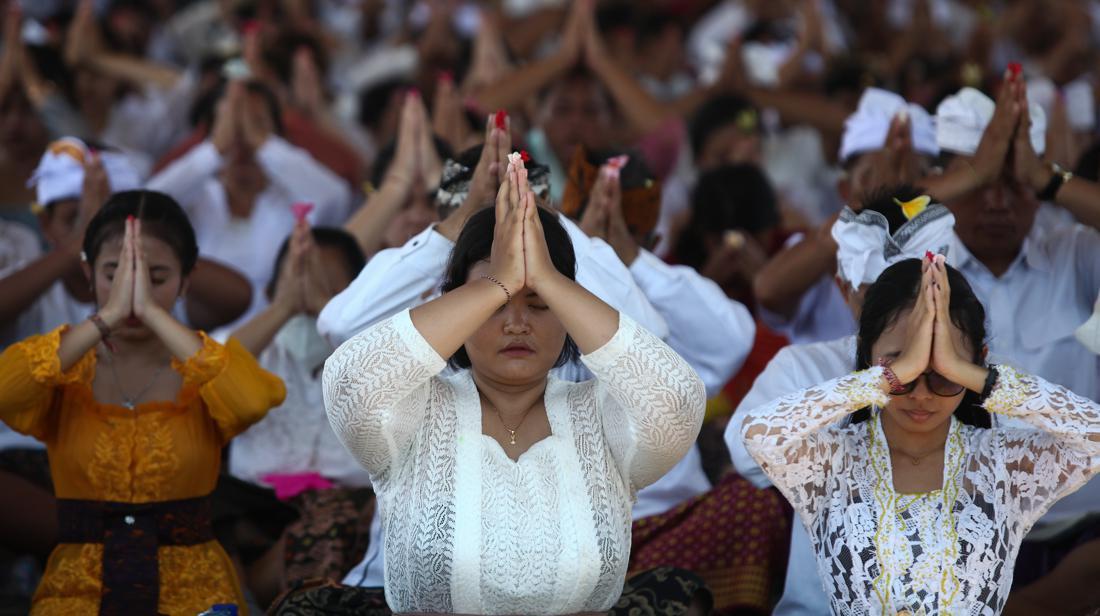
[494,110,507,131]
[925,250,934,262]
[1008,62,1022,78]
[127,215,135,222]
[438,70,453,84]
[408,87,420,99]
[242,19,260,36]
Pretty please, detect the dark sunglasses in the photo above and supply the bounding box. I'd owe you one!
[889,371,965,397]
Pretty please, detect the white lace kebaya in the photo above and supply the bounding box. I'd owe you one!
[323,309,705,614]
[741,365,1100,616]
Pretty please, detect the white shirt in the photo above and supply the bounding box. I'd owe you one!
[741,365,1100,616]
[318,218,669,347]
[227,333,372,489]
[950,224,1100,519]
[758,235,857,346]
[323,310,705,614]
[726,335,854,616]
[147,138,352,325]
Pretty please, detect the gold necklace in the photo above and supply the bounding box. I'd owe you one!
[894,444,945,466]
[485,398,534,446]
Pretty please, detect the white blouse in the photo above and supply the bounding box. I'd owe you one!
[323,309,705,614]
[741,365,1100,616]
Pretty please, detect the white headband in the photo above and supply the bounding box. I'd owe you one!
[28,137,142,207]
[839,87,938,162]
[832,200,956,290]
[935,87,1046,156]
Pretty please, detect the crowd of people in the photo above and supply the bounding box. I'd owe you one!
[1,0,1100,614]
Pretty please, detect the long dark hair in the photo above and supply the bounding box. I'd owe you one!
[83,190,199,278]
[440,206,578,369]
[851,258,992,427]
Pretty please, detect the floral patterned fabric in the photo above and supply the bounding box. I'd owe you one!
[741,365,1100,615]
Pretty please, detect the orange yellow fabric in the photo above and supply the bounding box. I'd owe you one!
[0,327,286,616]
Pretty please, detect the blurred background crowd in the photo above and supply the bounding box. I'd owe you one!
[2,0,1100,614]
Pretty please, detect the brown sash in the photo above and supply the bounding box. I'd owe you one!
[56,495,215,616]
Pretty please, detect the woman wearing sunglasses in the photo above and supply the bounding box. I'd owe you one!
[741,255,1100,616]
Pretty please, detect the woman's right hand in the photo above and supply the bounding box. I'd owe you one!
[487,156,528,296]
[98,217,137,328]
[889,258,936,384]
[271,221,310,315]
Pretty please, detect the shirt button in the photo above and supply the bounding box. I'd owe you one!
[124,515,135,526]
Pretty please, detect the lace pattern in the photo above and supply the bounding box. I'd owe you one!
[741,365,1100,615]
[322,310,705,614]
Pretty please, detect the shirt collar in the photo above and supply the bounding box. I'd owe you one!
[949,225,1051,275]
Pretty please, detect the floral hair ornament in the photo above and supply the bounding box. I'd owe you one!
[735,108,759,133]
[894,194,931,221]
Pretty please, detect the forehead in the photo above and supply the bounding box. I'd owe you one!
[96,233,180,266]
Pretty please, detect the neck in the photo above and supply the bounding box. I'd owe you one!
[471,370,547,423]
[103,335,170,363]
[224,183,261,218]
[879,410,952,458]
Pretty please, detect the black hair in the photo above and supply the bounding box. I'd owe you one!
[371,135,454,188]
[440,207,578,369]
[823,56,879,99]
[357,78,411,132]
[851,259,992,428]
[189,78,285,135]
[82,190,199,277]
[688,95,760,159]
[858,184,926,233]
[677,163,779,269]
[266,227,367,299]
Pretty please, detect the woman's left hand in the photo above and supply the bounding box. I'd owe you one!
[130,218,160,321]
[929,257,988,392]
[521,175,559,294]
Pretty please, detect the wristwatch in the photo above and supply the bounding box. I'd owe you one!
[1036,163,1073,201]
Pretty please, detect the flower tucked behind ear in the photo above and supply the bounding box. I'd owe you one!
[736,109,758,133]
[894,195,931,220]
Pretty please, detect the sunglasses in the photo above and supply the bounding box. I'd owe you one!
[888,371,966,397]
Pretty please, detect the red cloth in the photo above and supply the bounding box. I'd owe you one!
[630,472,791,614]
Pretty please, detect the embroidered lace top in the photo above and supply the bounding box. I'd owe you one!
[741,365,1100,616]
[0,326,285,615]
[323,310,705,614]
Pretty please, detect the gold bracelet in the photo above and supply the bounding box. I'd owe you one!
[480,275,511,304]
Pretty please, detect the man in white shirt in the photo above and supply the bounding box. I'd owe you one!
[727,192,959,616]
[147,80,352,326]
[754,87,940,346]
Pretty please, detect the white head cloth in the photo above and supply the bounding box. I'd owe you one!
[839,87,938,162]
[831,201,956,290]
[27,138,142,207]
[935,87,1046,156]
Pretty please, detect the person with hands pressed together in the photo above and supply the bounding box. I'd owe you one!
[741,256,1100,615]
[323,155,705,614]
[147,79,351,326]
[344,89,447,257]
[0,190,285,615]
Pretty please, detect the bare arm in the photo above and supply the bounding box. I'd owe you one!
[184,259,253,332]
[753,225,838,318]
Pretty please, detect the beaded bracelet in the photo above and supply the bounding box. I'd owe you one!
[980,365,999,402]
[481,275,512,304]
[876,358,906,394]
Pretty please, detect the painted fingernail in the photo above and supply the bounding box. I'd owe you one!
[438,70,453,84]
[408,87,420,99]
[1008,62,1022,78]
[925,250,934,262]
[242,19,260,36]
[127,215,134,222]
[494,110,508,131]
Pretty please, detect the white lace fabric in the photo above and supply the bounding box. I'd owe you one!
[741,365,1100,616]
[323,309,705,614]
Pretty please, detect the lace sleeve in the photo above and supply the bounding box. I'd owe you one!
[322,309,448,482]
[740,368,888,510]
[0,326,94,441]
[983,365,1100,522]
[579,313,706,491]
[175,334,287,443]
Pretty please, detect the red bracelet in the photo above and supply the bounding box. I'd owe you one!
[89,313,116,353]
[876,358,906,394]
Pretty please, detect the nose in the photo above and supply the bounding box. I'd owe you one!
[981,183,1011,212]
[907,373,935,401]
[501,301,531,334]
